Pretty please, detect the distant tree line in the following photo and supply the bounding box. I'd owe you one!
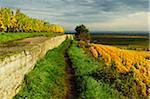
[0,8,64,33]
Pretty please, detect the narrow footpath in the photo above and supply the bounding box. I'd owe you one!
[64,42,79,99]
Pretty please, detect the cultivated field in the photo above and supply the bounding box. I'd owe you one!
[89,43,150,98]
[90,33,149,51]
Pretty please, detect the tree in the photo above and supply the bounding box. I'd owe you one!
[75,24,90,48]
[75,24,90,42]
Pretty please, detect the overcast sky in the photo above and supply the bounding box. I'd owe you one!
[0,0,149,31]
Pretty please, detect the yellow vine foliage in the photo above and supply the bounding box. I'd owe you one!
[0,8,64,33]
[89,46,98,58]
[0,16,6,31]
[49,24,64,33]
[89,44,150,96]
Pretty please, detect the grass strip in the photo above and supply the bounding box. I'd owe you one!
[0,32,63,43]
[68,41,125,99]
[14,40,69,99]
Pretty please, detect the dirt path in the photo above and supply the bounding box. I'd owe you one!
[64,42,79,99]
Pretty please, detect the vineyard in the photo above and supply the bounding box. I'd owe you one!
[0,8,64,33]
[89,44,150,98]
[0,3,149,99]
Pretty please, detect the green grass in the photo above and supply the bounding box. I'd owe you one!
[0,32,63,43]
[68,42,100,76]
[13,40,126,99]
[68,41,125,99]
[79,76,125,99]
[14,40,69,99]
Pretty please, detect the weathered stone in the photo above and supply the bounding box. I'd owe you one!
[0,35,73,99]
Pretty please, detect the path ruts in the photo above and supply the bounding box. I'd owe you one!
[64,41,79,99]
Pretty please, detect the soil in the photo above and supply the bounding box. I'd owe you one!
[64,41,79,99]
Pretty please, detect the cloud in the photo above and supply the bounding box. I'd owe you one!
[0,0,148,31]
[88,12,149,31]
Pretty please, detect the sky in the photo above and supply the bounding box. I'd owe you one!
[0,0,149,32]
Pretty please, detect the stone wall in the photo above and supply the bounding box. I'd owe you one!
[0,35,73,99]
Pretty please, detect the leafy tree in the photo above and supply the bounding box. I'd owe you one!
[75,24,90,42]
[75,24,90,49]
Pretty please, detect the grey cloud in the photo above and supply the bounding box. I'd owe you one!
[0,0,148,31]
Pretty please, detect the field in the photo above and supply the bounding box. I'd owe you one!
[89,43,150,98]
[0,4,149,99]
[0,32,149,99]
[0,7,149,98]
[90,33,149,51]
